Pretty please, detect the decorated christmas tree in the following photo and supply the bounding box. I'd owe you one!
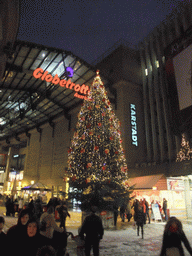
[176,133,192,162]
[67,71,132,211]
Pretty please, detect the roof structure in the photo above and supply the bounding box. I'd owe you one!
[0,40,114,147]
[128,174,167,190]
[21,181,51,191]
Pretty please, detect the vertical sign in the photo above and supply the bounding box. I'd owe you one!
[130,104,138,146]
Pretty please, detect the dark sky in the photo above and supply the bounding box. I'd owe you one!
[17,0,183,64]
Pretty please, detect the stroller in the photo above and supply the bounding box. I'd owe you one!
[52,231,73,256]
[71,233,85,256]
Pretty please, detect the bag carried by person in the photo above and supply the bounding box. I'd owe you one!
[166,247,180,256]
[132,221,136,230]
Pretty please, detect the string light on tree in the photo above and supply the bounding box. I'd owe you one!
[176,133,192,162]
[67,70,131,210]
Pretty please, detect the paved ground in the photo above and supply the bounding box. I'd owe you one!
[1,206,192,256]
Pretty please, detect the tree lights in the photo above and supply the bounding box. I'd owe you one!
[67,71,131,210]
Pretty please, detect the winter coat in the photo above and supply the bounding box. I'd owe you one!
[20,231,51,256]
[79,213,104,241]
[135,207,145,226]
[40,212,63,239]
[160,230,192,256]
[6,209,30,256]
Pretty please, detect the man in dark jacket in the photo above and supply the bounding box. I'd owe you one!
[79,206,104,256]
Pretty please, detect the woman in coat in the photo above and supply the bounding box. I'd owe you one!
[40,202,66,254]
[135,204,145,239]
[7,208,30,255]
[21,217,51,256]
[160,217,192,256]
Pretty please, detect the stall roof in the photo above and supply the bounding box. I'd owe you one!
[128,174,167,190]
[21,182,51,191]
[0,40,113,147]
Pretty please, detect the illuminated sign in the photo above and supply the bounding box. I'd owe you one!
[65,67,74,78]
[130,104,138,146]
[33,68,89,100]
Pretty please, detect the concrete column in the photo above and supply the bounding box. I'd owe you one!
[3,147,12,192]
[183,177,192,219]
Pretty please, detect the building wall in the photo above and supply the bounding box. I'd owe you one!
[139,1,192,167]
[22,116,71,189]
[96,45,146,175]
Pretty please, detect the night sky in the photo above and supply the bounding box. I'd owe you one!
[17,0,183,64]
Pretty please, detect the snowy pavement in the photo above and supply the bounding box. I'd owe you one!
[1,207,192,256]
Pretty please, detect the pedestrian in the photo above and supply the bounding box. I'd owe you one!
[28,197,35,218]
[132,199,139,221]
[34,198,43,225]
[7,208,30,255]
[160,216,192,256]
[56,200,70,229]
[5,196,11,216]
[163,198,168,221]
[135,204,145,239]
[79,205,104,256]
[120,202,126,222]
[21,217,51,256]
[144,198,150,224]
[40,202,65,254]
[113,201,118,226]
[18,197,24,214]
[126,201,132,222]
[0,216,7,251]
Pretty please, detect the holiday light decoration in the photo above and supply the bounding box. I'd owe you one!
[68,70,129,187]
[176,133,192,162]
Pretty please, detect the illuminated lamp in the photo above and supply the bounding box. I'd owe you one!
[65,67,74,78]
[152,186,157,190]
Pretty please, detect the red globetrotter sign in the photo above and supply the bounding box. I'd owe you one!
[33,68,90,100]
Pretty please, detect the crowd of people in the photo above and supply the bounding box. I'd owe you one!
[1,195,192,256]
[1,196,105,256]
[1,197,72,256]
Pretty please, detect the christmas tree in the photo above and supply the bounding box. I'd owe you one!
[176,133,192,162]
[67,71,132,210]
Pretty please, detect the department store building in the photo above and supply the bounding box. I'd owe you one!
[0,1,192,218]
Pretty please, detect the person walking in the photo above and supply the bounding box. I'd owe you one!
[56,200,70,229]
[34,198,43,225]
[163,198,168,221]
[144,198,150,224]
[120,202,126,222]
[135,204,145,239]
[113,201,118,226]
[126,201,132,222]
[18,197,24,214]
[79,206,104,256]
[160,216,192,256]
[28,197,35,218]
[132,199,139,222]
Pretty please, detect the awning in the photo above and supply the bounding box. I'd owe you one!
[128,174,167,190]
[21,182,51,191]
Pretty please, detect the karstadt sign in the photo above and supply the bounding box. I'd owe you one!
[130,104,138,146]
